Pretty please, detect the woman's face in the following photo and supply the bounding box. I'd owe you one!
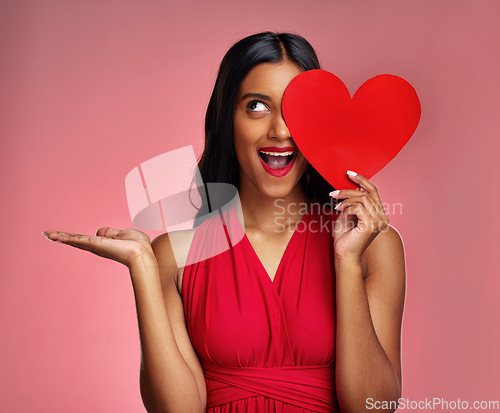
[233,60,308,199]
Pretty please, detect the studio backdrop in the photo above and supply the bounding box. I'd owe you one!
[1,1,499,412]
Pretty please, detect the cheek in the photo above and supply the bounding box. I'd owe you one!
[233,120,262,159]
[235,122,254,142]
[233,127,247,158]
[233,124,252,167]
[296,153,308,167]
[296,155,309,176]
[233,115,247,144]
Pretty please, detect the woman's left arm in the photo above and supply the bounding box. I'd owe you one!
[330,172,406,413]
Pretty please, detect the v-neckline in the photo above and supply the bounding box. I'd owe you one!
[243,209,309,285]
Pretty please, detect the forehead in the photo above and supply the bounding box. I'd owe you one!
[237,61,303,98]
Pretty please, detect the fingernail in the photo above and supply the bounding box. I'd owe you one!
[41,232,49,239]
[329,190,340,197]
[347,170,357,176]
[335,202,343,210]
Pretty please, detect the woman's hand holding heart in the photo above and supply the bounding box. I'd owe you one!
[329,170,390,265]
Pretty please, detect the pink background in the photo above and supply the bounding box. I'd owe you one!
[1,1,499,411]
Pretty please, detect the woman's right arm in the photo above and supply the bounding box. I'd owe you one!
[138,233,207,413]
[43,227,206,413]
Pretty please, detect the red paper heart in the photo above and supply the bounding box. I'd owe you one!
[282,70,421,190]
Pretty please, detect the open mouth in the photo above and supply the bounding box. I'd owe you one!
[258,150,297,170]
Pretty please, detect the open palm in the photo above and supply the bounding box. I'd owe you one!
[43,227,155,268]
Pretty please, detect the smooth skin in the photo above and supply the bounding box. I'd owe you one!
[44,60,405,413]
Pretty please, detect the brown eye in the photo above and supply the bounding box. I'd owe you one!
[246,100,268,112]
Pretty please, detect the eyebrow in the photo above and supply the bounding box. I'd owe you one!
[241,93,272,101]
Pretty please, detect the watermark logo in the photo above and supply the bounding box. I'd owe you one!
[366,397,500,411]
[125,145,246,267]
[273,198,403,235]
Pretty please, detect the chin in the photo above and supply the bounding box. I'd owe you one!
[260,180,300,200]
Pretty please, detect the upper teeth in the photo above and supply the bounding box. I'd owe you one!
[259,151,295,156]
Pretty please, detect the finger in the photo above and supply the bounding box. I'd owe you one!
[346,170,383,205]
[54,235,127,265]
[334,195,380,220]
[339,200,389,233]
[58,232,125,257]
[43,230,84,242]
[56,232,100,247]
[330,189,383,216]
[96,227,121,238]
[44,230,105,251]
[335,188,389,230]
[329,189,375,199]
[339,204,373,232]
[43,229,59,240]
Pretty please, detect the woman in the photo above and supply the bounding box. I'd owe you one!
[44,32,406,413]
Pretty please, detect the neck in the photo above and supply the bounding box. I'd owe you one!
[237,177,310,233]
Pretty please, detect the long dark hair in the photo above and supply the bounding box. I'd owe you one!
[194,32,334,220]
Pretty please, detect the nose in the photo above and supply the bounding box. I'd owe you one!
[268,112,292,142]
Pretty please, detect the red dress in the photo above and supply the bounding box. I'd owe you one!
[182,201,340,412]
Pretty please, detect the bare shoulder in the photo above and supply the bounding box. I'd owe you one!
[362,224,406,280]
[152,229,197,266]
[151,229,197,293]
